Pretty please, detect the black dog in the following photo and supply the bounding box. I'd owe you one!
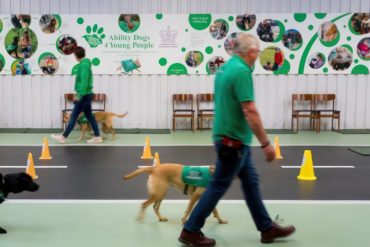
[0,172,39,234]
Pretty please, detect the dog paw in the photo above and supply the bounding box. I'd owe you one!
[159,217,168,222]
[0,227,7,234]
[217,219,228,224]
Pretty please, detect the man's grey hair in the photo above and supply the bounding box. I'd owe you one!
[233,33,260,55]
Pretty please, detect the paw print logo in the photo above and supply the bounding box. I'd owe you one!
[82,24,106,48]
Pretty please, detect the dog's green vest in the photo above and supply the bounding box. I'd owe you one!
[181,166,212,188]
[77,114,89,124]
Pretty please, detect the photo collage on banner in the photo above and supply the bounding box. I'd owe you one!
[0,13,368,75]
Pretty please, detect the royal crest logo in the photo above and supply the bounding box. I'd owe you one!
[159,26,178,47]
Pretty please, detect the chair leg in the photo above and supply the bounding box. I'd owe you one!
[200,116,203,131]
[191,116,194,131]
[173,117,176,132]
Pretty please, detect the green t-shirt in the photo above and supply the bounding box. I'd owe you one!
[74,58,93,100]
[213,55,255,145]
[181,166,212,188]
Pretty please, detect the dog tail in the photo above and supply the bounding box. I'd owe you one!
[123,166,154,180]
[111,111,128,118]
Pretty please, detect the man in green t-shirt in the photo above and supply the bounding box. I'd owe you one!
[52,46,102,144]
[179,34,295,246]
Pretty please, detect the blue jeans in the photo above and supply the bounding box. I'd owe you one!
[184,142,272,232]
[63,94,100,138]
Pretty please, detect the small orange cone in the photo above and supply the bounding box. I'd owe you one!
[274,136,283,160]
[26,153,38,179]
[153,152,160,166]
[39,137,52,160]
[297,150,317,181]
[141,136,153,159]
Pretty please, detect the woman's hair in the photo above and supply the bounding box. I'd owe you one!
[73,46,86,59]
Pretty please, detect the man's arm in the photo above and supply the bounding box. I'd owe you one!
[241,101,275,162]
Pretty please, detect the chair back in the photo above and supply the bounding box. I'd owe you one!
[173,94,194,110]
[196,93,214,111]
[292,94,313,111]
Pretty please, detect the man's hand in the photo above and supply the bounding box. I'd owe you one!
[262,144,276,162]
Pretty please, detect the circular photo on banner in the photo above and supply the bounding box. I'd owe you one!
[118,14,140,33]
[11,59,31,75]
[349,13,370,35]
[56,35,77,55]
[236,14,256,31]
[0,19,3,33]
[0,54,5,73]
[39,14,61,34]
[224,32,241,56]
[5,28,38,59]
[357,37,370,60]
[308,52,326,69]
[206,56,226,74]
[282,29,303,50]
[185,51,204,68]
[318,22,339,43]
[10,15,31,28]
[209,19,228,40]
[39,52,59,75]
[256,19,281,42]
[260,46,284,71]
[328,47,353,71]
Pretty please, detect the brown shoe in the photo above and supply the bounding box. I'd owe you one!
[179,229,216,247]
[261,223,296,243]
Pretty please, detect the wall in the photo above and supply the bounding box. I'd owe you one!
[0,0,369,129]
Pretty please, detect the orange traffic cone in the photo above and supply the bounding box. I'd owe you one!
[297,150,317,181]
[39,137,52,160]
[141,136,153,159]
[153,152,160,166]
[274,136,283,160]
[26,153,38,179]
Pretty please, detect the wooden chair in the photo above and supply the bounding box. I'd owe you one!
[172,94,195,131]
[62,93,107,129]
[313,94,340,132]
[196,93,214,130]
[291,94,316,132]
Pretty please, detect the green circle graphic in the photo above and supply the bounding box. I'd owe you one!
[351,65,369,74]
[156,13,163,20]
[314,13,327,19]
[188,14,212,30]
[167,63,188,75]
[77,17,84,24]
[92,58,100,66]
[0,53,5,72]
[159,57,167,66]
[294,13,307,22]
[205,46,213,54]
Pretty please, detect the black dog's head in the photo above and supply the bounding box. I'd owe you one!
[0,172,39,197]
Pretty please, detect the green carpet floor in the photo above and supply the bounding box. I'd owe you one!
[0,201,368,247]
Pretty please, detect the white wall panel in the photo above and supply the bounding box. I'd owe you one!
[0,0,368,129]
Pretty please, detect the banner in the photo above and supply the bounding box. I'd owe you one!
[0,13,368,75]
